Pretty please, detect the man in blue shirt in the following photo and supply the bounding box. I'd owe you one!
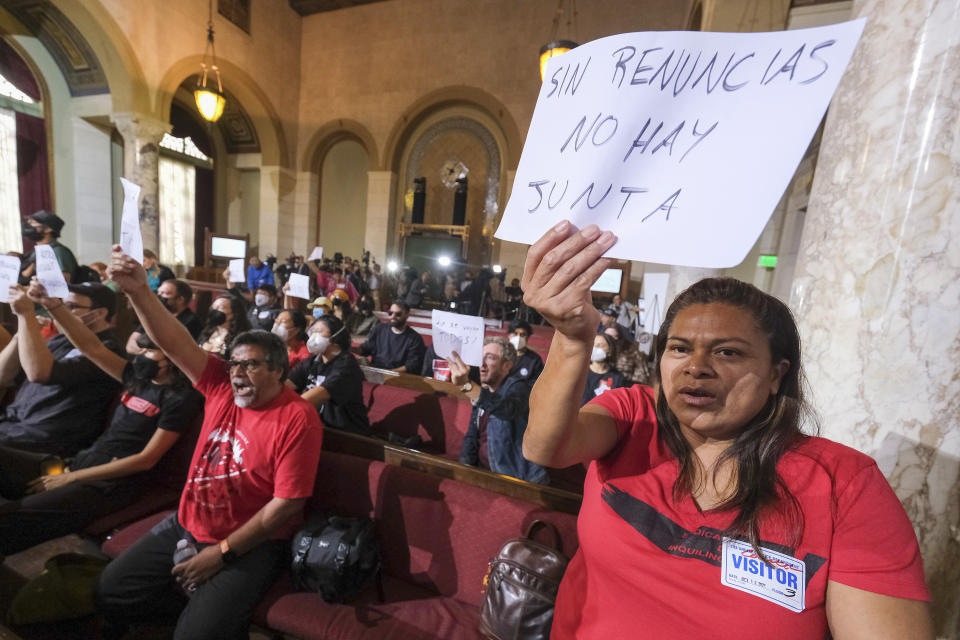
[246,256,274,291]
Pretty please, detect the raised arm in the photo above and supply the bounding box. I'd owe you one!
[108,247,208,383]
[826,581,933,640]
[28,281,128,382]
[8,286,54,383]
[0,310,19,387]
[521,221,621,469]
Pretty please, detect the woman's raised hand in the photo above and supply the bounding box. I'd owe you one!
[521,221,616,343]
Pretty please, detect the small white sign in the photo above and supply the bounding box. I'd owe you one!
[0,255,20,303]
[35,244,69,299]
[287,273,311,300]
[721,537,805,612]
[119,178,144,264]
[308,246,323,261]
[227,258,245,283]
[495,20,865,267]
[432,309,485,367]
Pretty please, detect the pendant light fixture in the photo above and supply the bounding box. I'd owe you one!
[195,0,226,122]
[539,0,579,81]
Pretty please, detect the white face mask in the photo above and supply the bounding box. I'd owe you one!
[509,335,527,351]
[254,293,269,307]
[271,324,290,341]
[306,332,329,355]
[590,347,608,362]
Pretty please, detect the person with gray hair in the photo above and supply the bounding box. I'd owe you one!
[449,336,548,484]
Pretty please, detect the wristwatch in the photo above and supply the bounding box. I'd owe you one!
[219,539,238,564]
[460,382,473,393]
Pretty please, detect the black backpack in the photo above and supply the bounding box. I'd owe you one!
[290,513,383,603]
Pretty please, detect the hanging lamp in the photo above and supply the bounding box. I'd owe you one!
[539,0,579,81]
[195,0,226,122]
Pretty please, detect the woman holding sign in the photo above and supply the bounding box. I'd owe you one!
[521,221,933,639]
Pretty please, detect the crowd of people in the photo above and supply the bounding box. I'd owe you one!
[0,210,933,638]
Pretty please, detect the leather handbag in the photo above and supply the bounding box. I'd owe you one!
[479,520,569,640]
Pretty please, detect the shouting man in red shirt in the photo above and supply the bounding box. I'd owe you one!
[96,247,324,640]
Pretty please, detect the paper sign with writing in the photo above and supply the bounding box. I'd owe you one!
[119,178,144,264]
[0,255,19,303]
[308,246,323,261]
[287,273,311,300]
[432,309,485,367]
[228,258,245,283]
[35,244,69,299]
[495,20,865,267]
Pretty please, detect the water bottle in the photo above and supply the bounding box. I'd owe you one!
[173,539,198,596]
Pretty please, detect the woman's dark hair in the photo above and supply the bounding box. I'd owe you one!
[229,330,290,381]
[199,294,251,347]
[129,334,191,393]
[283,309,308,341]
[595,332,618,367]
[313,315,351,351]
[653,277,816,559]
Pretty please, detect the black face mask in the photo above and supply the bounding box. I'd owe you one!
[207,309,227,327]
[22,223,42,240]
[132,354,160,380]
[159,296,173,311]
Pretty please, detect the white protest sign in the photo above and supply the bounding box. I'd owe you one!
[119,178,144,264]
[287,273,311,300]
[35,244,69,299]
[495,20,865,267]
[0,255,20,303]
[227,258,246,283]
[432,309,485,367]
[308,246,323,261]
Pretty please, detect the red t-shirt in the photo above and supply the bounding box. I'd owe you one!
[287,341,311,369]
[552,385,930,640]
[178,355,324,543]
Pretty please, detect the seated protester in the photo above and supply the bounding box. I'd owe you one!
[127,279,202,354]
[198,294,251,358]
[0,283,123,457]
[306,296,333,322]
[330,291,355,326]
[246,256,275,291]
[603,326,652,386]
[287,315,371,436]
[247,284,282,331]
[272,310,310,368]
[599,307,630,341]
[97,248,324,640]
[507,319,544,383]
[355,300,425,373]
[0,284,202,555]
[582,333,627,406]
[17,210,78,285]
[345,297,378,339]
[452,338,548,484]
[142,249,175,293]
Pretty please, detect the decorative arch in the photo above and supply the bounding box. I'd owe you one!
[155,56,289,168]
[382,85,522,173]
[300,118,379,173]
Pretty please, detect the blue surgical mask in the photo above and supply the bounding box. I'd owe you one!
[313,308,324,319]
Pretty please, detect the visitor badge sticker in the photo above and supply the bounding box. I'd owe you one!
[721,537,805,612]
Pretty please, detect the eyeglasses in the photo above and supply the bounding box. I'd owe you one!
[64,303,92,311]
[227,358,265,373]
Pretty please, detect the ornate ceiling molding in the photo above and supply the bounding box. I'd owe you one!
[287,0,392,16]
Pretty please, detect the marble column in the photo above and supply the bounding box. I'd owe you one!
[791,0,960,633]
[364,171,396,264]
[112,113,170,254]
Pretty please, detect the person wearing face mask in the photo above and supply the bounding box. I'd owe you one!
[17,210,78,285]
[346,297,378,339]
[198,294,251,358]
[507,319,544,383]
[0,281,203,555]
[271,310,310,368]
[287,315,370,436]
[247,284,282,331]
[0,282,123,456]
[306,296,333,322]
[581,333,627,406]
[355,300,426,373]
[126,279,202,355]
